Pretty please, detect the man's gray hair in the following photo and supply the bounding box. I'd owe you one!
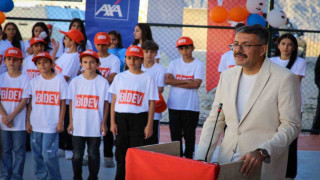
[236,24,270,45]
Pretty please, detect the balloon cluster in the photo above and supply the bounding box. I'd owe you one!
[209,0,287,28]
[0,0,15,25]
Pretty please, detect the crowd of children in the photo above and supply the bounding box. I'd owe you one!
[0,19,203,180]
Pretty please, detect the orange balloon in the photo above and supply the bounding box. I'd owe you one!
[210,6,228,23]
[0,11,6,24]
[229,6,250,22]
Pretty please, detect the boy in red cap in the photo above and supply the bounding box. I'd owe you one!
[94,32,120,168]
[109,45,159,180]
[55,28,84,160]
[165,37,205,159]
[141,40,166,145]
[67,49,109,180]
[0,47,30,180]
[22,37,47,79]
[26,52,67,180]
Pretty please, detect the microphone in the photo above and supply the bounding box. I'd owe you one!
[204,103,223,162]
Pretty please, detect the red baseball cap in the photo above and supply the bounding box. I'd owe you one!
[47,24,53,29]
[30,37,47,46]
[80,49,100,62]
[32,52,53,63]
[59,29,84,44]
[5,47,23,59]
[125,45,144,58]
[176,37,194,47]
[94,32,110,45]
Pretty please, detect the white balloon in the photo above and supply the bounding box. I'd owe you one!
[246,0,266,14]
[267,9,287,27]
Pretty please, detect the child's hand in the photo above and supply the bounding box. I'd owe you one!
[7,121,14,128]
[110,123,118,136]
[2,114,13,125]
[51,38,59,50]
[144,125,153,139]
[26,122,32,134]
[67,124,74,135]
[101,124,107,136]
[56,121,64,133]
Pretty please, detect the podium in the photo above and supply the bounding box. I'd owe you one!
[126,142,261,180]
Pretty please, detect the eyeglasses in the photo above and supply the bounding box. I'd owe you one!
[229,44,264,52]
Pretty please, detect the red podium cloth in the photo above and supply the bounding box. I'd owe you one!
[126,148,219,180]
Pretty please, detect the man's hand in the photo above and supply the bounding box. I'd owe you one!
[239,150,265,177]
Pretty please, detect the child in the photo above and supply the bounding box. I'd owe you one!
[55,28,83,160]
[165,37,204,159]
[24,22,51,56]
[67,49,109,179]
[108,30,126,72]
[0,47,29,179]
[26,52,67,180]
[109,45,159,180]
[22,37,46,79]
[94,32,120,168]
[2,22,26,57]
[141,40,166,145]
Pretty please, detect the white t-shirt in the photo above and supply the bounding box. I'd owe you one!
[22,55,41,79]
[29,74,68,133]
[0,73,30,131]
[109,71,159,113]
[218,50,236,72]
[270,56,306,111]
[166,58,205,112]
[0,40,13,74]
[142,63,166,120]
[98,54,120,78]
[56,39,92,58]
[68,75,110,137]
[54,52,80,84]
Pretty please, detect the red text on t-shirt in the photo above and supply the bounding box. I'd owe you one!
[27,69,41,79]
[97,67,111,78]
[75,95,99,110]
[35,91,60,106]
[1,88,23,102]
[55,65,62,74]
[228,65,235,68]
[119,90,145,106]
[175,74,194,80]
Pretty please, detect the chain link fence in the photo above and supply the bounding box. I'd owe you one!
[4,0,320,131]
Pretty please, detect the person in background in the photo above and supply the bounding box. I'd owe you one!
[108,30,126,72]
[270,33,306,179]
[2,22,26,57]
[55,18,92,58]
[312,55,320,135]
[0,26,12,74]
[132,23,160,63]
[25,22,51,56]
[47,24,53,38]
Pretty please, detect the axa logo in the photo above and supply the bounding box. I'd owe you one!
[95,0,130,20]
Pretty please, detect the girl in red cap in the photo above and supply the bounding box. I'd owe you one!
[0,47,30,180]
[67,49,109,180]
[26,52,67,180]
[109,45,159,180]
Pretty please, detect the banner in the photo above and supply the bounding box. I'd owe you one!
[85,0,140,49]
[206,0,246,92]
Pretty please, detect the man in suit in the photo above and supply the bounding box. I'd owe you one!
[195,25,301,180]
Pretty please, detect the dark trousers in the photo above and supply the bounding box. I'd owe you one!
[286,138,298,178]
[59,105,73,150]
[115,112,148,180]
[72,136,101,180]
[312,90,320,134]
[145,120,160,145]
[103,104,114,158]
[168,109,199,159]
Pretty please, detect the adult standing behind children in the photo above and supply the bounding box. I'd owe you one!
[110,45,159,180]
[55,18,92,58]
[270,33,306,179]
[132,23,161,63]
[165,37,205,159]
[94,32,120,168]
[108,30,126,72]
[0,48,30,180]
[141,40,166,145]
